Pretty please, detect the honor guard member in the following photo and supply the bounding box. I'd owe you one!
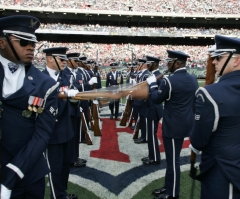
[125,63,132,84]
[131,60,145,131]
[86,59,94,77]
[133,59,151,143]
[190,35,240,199]
[94,61,102,89]
[42,47,78,199]
[77,56,97,140]
[65,53,87,168]
[106,62,123,120]
[86,59,101,88]
[0,15,58,199]
[140,56,163,164]
[147,51,198,199]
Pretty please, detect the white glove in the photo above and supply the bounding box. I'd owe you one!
[67,89,79,97]
[1,184,12,199]
[146,75,156,85]
[189,144,201,155]
[93,100,99,105]
[129,78,137,85]
[88,77,98,85]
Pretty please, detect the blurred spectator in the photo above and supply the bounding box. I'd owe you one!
[38,23,240,37]
[34,41,211,68]
[1,0,240,14]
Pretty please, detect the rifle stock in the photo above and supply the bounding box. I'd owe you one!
[133,117,141,139]
[205,54,216,86]
[119,98,131,126]
[80,111,93,145]
[128,108,134,127]
[92,103,102,136]
[88,107,94,131]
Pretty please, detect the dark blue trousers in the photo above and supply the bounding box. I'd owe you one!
[109,99,120,119]
[140,114,147,140]
[147,118,160,161]
[133,105,141,128]
[47,141,71,199]
[163,136,184,198]
[70,116,80,163]
[11,177,45,199]
[201,164,240,199]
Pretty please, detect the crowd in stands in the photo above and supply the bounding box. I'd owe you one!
[1,0,240,14]
[34,41,208,68]
[39,23,240,37]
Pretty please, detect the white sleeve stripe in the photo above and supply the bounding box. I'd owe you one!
[196,93,205,102]
[43,82,60,108]
[197,87,219,132]
[164,77,172,101]
[6,163,24,179]
[150,85,158,89]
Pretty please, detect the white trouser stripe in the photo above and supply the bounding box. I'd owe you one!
[146,118,148,140]
[79,118,83,141]
[152,120,157,161]
[229,183,233,199]
[46,149,56,199]
[6,163,24,179]
[172,139,176,197]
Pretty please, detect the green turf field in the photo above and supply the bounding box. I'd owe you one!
[45,170,200,199]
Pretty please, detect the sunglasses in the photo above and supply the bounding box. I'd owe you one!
[214,54,239,61]
[52,54,68,62]
[10,38,36,48]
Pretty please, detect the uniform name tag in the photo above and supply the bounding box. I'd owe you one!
[195,114,200,120]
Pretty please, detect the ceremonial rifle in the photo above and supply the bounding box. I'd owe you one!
[92,50,102,136]
[80,108,93,145]
[58,74,163,101]
[132,117,141,139]
[119,96,131,126]
[204,54,216,86]
[88,107,94,130]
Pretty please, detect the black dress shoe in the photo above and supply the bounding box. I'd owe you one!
[152,187,166,196]
[115,117,118,120]
[110,114,113,119]
[67,194,78,199]
[130,126,135,130]
[143,159,161,165]
[134,138,141,142]
[77,158,87,164]
[154,194,179,199]
[135,138,147,144]
[141,157,149,161]
[73,161,86,168]
[80,139,87,144]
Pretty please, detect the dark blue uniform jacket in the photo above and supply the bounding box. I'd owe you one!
[0,63,58,190]
[190,70,240,191]
[42,69,74,144]
[141,70,163,120]
[150,68,198,138]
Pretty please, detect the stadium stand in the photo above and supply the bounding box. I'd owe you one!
[1,0,240,14]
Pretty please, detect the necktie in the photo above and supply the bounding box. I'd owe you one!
[8,62,19,73]
[55,71,59,76]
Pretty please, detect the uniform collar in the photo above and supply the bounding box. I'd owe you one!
[0,55,24,70]
[174,67,186,73]
[46,66,59,80]
[152,69,159,74]
[219,70,240,82]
